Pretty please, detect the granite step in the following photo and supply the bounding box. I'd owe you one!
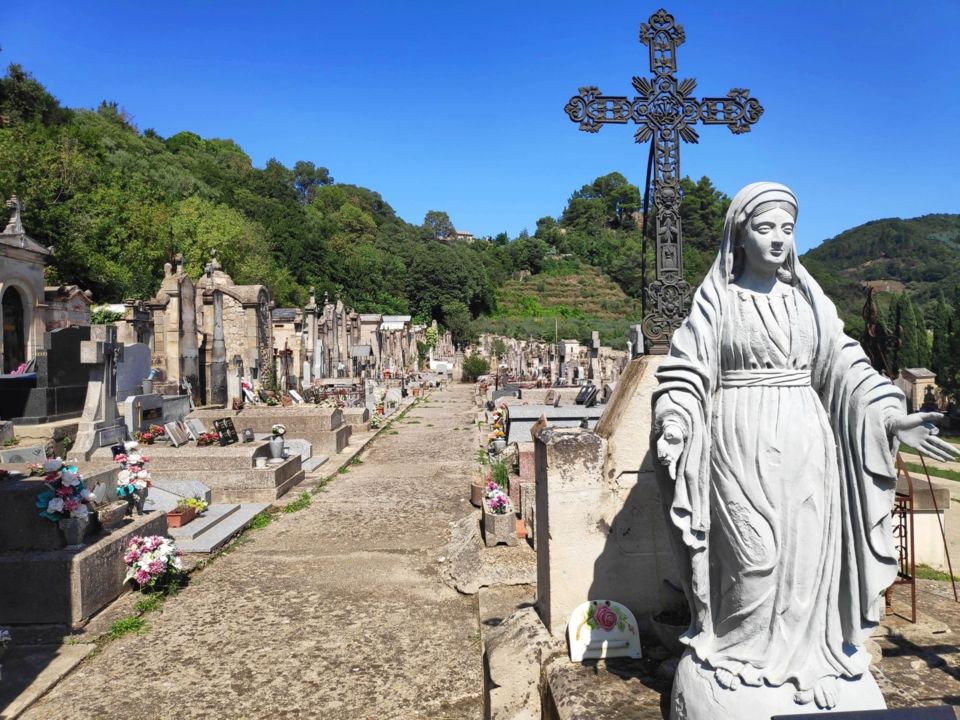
[303,456,329,473]
[169,503,269,553]
[168,503,240,541]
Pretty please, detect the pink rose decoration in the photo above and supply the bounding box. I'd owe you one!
[594,604,617,632]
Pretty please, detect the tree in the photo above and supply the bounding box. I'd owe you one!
[441,300,474,349]
[560,172,641,231]
[423,210,455,241]
[929,291,952,381]
[892,293,929,372]
[462,354,490,382]
[292,160,333,204]
[491,338,507,360]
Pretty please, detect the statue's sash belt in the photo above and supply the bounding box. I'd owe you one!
[720,369,812,388]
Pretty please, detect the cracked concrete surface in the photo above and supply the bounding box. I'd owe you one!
[20,387,484,720]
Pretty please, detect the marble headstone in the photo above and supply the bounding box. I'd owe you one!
[116,343,152,402]
[124,393,164,436]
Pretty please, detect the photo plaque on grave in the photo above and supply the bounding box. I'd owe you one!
[212,418,239,446]
[242,428,255,443]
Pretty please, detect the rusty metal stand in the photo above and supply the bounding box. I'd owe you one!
[890,453,917,623]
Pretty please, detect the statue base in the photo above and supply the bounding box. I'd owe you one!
[670,652,885,720]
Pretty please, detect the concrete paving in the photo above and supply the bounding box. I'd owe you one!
[18,386,484,720]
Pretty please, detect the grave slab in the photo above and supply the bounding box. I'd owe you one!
[91,442,305,503]
[189,406,350,456]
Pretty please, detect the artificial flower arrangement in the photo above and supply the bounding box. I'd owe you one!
[484,481,510,515]
[134,430,156,444]
[180,497,208,513]
[27,462,45,477]
[196,431,220,447]
[369,413,383,429]
[35,458,94,521]
[124,535,183,591]
[114,441,152,500]
[271,424,286,438]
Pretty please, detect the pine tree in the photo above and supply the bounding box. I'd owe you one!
[892,293,929,372]
[930,291,952,380]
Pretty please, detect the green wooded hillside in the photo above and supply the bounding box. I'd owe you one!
[3,63,960,390]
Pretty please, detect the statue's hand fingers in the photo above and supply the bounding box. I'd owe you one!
[927,436,959,454]
[919,440,954,463]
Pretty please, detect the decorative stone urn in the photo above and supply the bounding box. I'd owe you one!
[58,515,90,548]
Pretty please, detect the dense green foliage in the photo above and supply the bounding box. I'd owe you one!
[0,65,500,329]
[462,354,490,382]
[4,65,960,380]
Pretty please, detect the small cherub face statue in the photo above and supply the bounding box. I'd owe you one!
[740,205,796,277]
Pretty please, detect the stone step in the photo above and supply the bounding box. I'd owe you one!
[168,503,241,541]
[170,503,269,553]
[303,456,328,473]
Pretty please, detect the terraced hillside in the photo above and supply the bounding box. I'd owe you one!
[473,261,641,349]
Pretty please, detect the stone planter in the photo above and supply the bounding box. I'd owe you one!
[58,515,90,548]
[483,498,518,548]
[166,505,197,529]
[96,500,129,530]
[269,436,285,462]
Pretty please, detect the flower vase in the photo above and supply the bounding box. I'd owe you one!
[269,436,285,462]
[58,516,89,548]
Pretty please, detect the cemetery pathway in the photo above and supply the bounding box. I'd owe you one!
[22,385,484,720]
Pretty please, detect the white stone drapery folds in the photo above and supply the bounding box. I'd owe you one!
[652,182,905,691]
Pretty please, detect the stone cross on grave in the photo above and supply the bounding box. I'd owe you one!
[564,8,763,352]
[73,325,128,458]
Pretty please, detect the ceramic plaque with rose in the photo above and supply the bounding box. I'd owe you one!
[567,599,641,662]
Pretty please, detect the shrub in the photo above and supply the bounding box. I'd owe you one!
[462,354,490,382]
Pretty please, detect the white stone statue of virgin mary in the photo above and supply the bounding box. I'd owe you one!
[652,182,958,719]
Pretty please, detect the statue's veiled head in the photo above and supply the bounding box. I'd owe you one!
[725,183,799,285]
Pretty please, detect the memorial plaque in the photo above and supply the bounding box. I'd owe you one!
[213,418,239,446]
[242,428,255,443]
[164,421,189,447]
[185,419,207,441]
[95,424,127,448]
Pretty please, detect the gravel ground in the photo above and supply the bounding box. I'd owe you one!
[21,386,484,720]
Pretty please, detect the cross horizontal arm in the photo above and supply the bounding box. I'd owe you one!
[565,86,763,136]
[564,87,639,132]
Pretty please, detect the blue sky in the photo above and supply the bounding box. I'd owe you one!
[5,1,959,252]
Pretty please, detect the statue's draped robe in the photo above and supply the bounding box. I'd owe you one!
[653,191,904,692]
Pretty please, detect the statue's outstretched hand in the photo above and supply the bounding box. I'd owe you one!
[888,411,960,463]
[657,422,685,480]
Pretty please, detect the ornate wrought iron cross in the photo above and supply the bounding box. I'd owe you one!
[564,8,763,352]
